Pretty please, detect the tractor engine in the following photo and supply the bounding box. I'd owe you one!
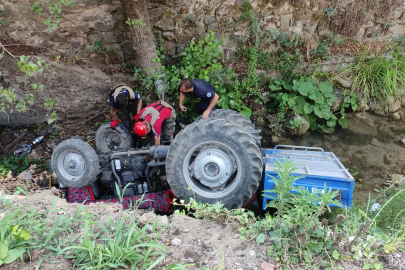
[95,145,171,199]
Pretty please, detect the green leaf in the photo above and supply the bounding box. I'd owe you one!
[3,247,25,264]
[303,103,314,114]
[338,118,348,128]
[297,82,310,96]
[332,250,340,260]
[19,230,31,241]
[256,233,266,244]
[327,118,336,127]
[0,243,8,260]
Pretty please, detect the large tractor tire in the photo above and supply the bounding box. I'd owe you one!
[95,123,133,153]
[51,139,99,188]
[195,109,261,147]
[166,119,263,210]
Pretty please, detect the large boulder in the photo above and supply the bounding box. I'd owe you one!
[284,113,310,137]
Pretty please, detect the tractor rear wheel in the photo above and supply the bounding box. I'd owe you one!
[166,119,262,210]
[195,109,261,147]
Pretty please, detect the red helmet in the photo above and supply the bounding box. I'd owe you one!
[134,121,148,137]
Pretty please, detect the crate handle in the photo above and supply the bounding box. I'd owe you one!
[273,145,326,155]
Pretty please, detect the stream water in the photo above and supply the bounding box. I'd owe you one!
[259,111,405,203]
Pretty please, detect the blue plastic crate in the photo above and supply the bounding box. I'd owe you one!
[263,145,354,210]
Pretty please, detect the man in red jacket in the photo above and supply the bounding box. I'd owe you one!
[133,101,176,145]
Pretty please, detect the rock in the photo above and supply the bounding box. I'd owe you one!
[388,96,401,113]
[51,187,59,196]
[156,17,175,31]
[271,135,280,144]
[371,138,383,148]
[285,113,310,137]
[368,101,385,116]
[139,212,169,226]
[171,238,182,246]
[203,16,216,25]
[384,154,391,165]
[334,77,353,89]
[262,92,270,104]
[18,170,33,181]
[148,7,162,19]
[162,31,175,41]
[255,116,265,126]
[279,14,292,30]
[391,174,405,185]
[391,111,402,120]
[261,261,275,270]
[332,87,344,112]
[4,195,27,201]
[249,250,256,256]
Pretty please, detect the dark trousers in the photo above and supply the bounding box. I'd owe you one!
[195,99,213,115]
[116,101,138,130]
[161,112,176,143]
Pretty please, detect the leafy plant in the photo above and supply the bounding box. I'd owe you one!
[311,43,331,61]
[261,160,342,267]
[92,40,111,53]
[325,7,336,17]
[30,2,43,15]
[0,155,29,177]
[135,31,248,120]
[126,18,145,29]
[269,77,348,131]
[0,225,32,266]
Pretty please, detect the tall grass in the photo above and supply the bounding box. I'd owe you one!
[340,46,405,105]
[0,195,168,269]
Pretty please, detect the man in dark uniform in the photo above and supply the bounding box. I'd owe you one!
[109,85,142,130]
[178,79,219,119]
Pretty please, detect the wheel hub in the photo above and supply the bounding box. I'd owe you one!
[63,152,85,176]
[193,147,236,188]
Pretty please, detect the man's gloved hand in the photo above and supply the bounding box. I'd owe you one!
[133,114,140,122]
[110,120,119,129]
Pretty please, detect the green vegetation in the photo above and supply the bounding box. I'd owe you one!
[30,0,73,31]
[177,160,402,269]
[268,77,351,131]
[125,18,146,29]
[91,40,112,53]
[0,196,168,269]
[339,46,405,106]
[0,224,32,267]
[136,31,253,119]
[0,155,29,177]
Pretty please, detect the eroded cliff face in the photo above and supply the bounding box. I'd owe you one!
[1,0,404,125]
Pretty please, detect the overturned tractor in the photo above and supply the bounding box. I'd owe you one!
[51,110,263,210]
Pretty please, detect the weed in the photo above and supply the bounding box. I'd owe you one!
[337,45,405,106]
[311,44,331,61]
[125,18,145,29]
[325,7,336,17]
[58,216,166,269]
[0,155,29,176]
[393,35,405,46]
[92,40,111,53]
